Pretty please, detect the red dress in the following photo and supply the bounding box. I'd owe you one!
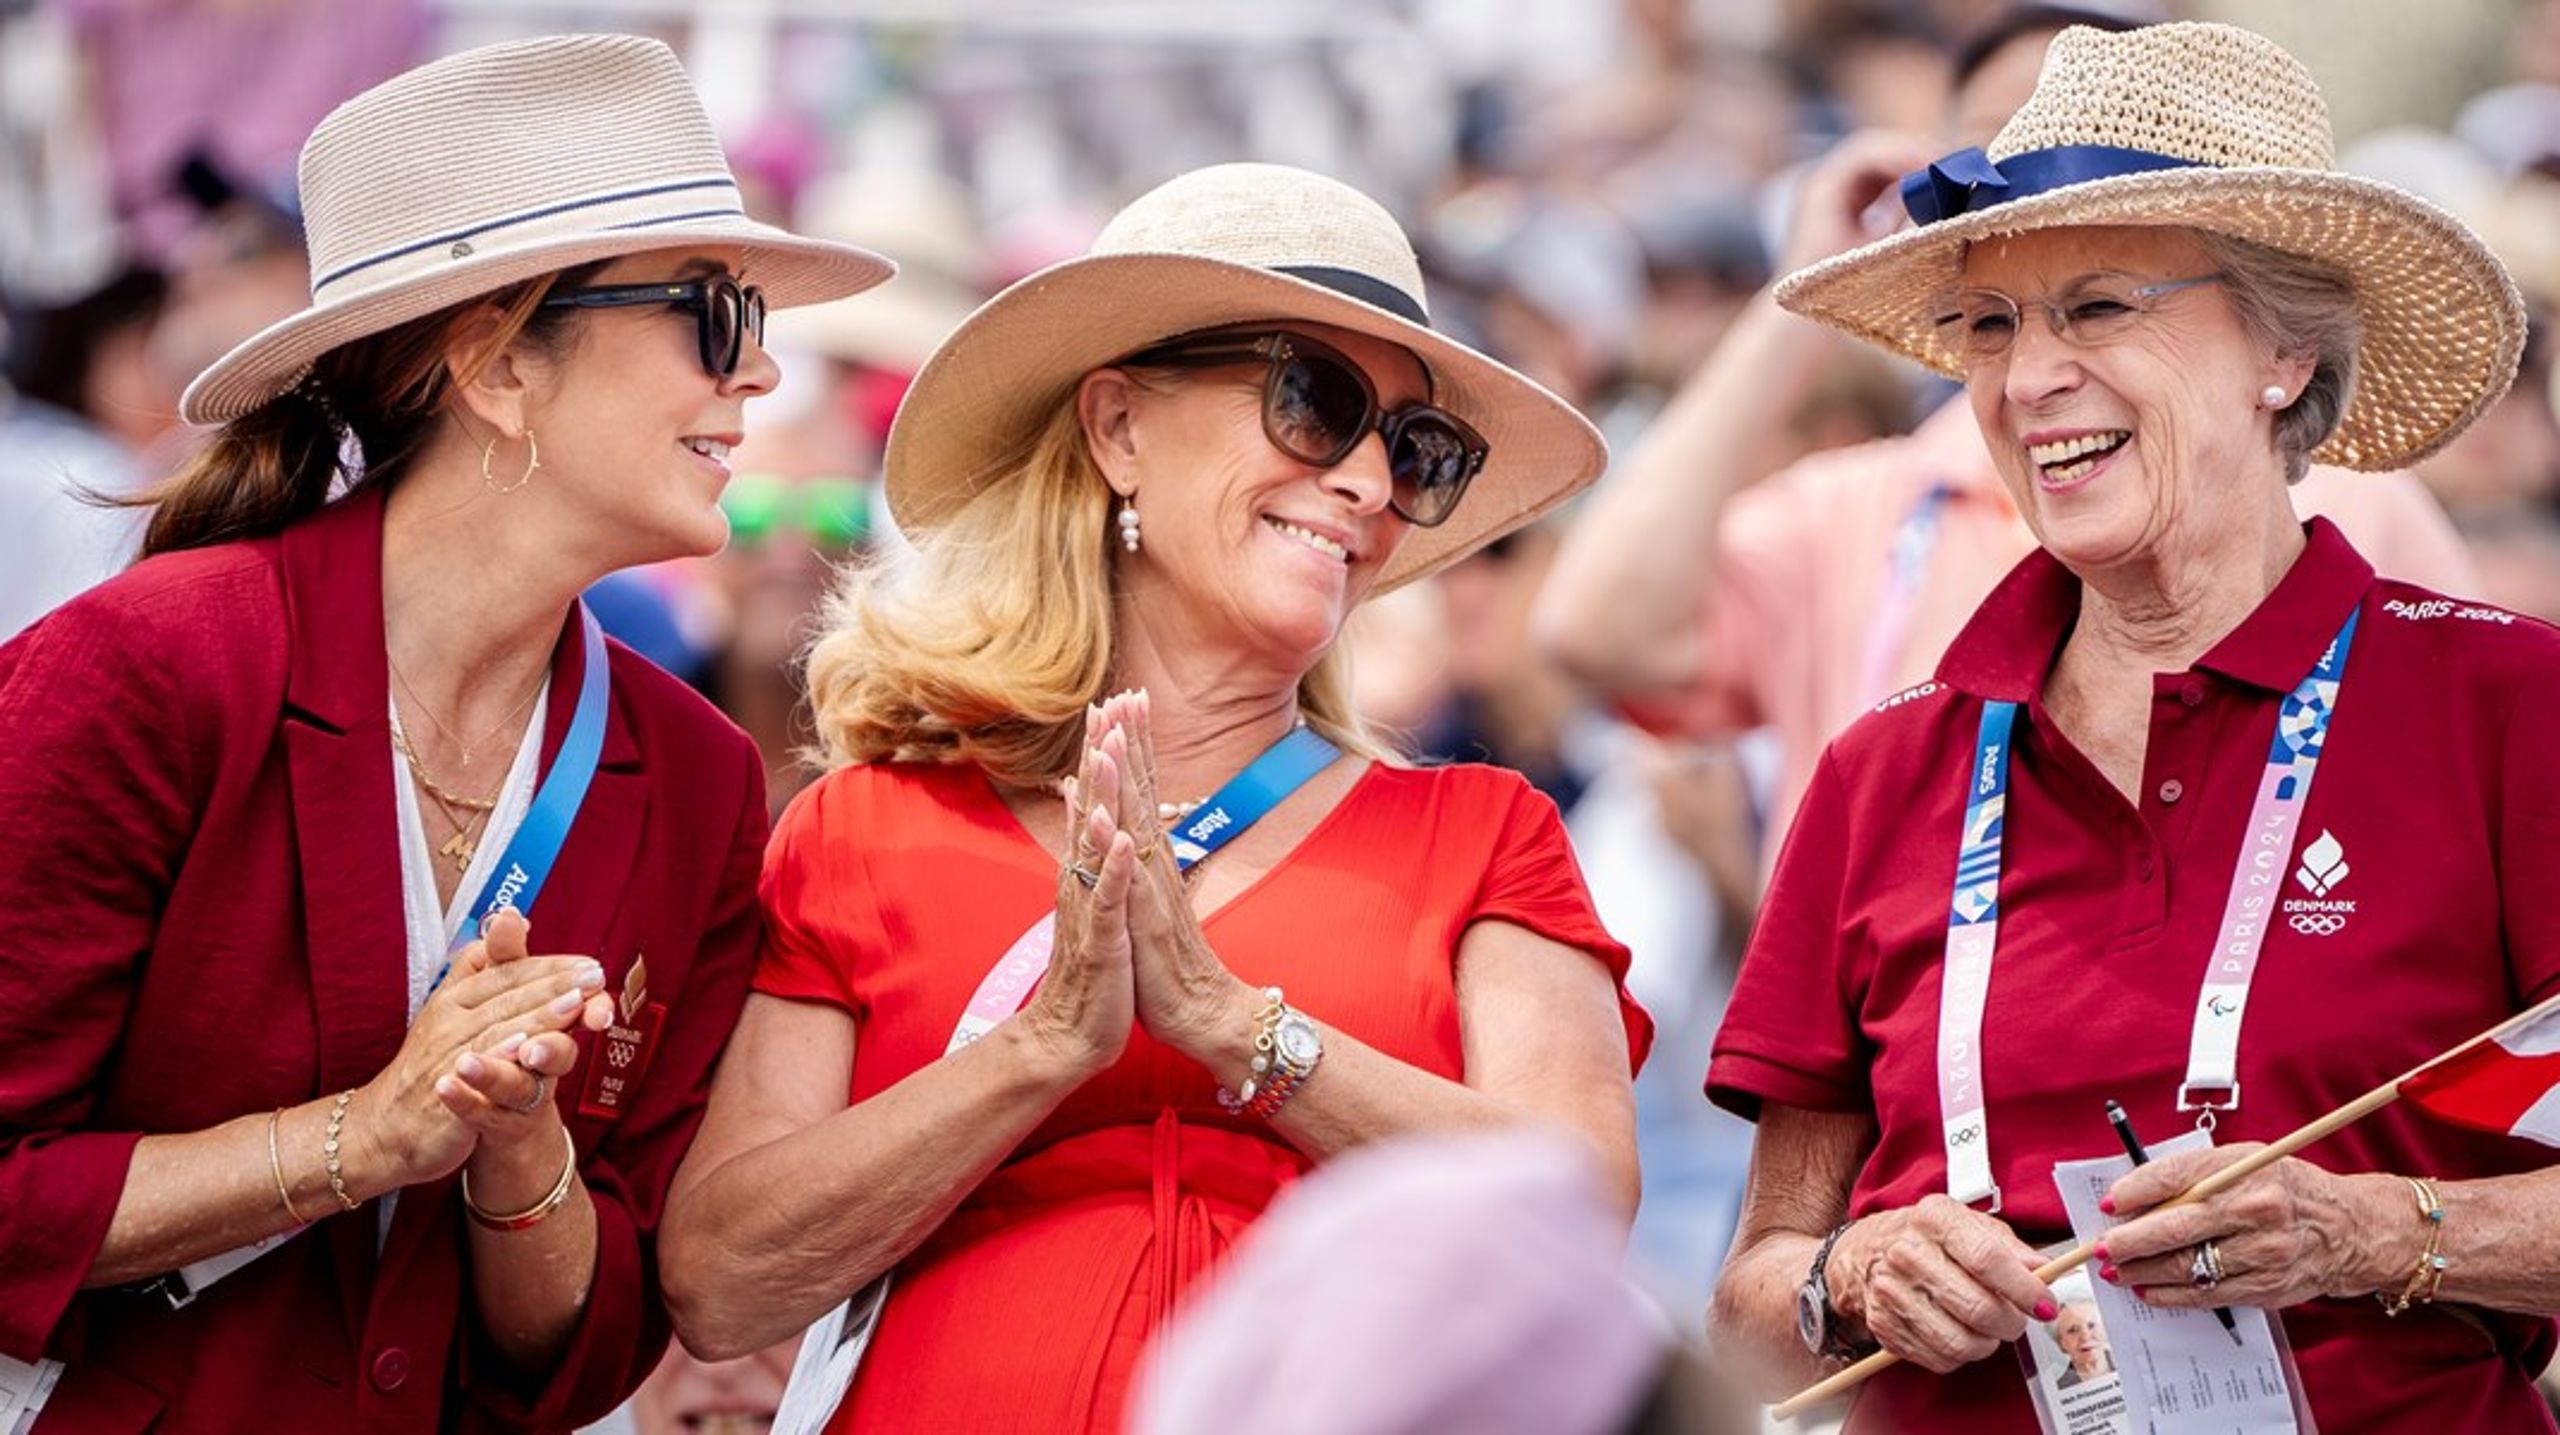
[755,759,1651,1433]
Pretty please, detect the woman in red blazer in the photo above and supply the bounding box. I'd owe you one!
[0,36,888,1433]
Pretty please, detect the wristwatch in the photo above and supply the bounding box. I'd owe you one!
[1268,1007,1323,1079]
[1797,1220,1873,1362]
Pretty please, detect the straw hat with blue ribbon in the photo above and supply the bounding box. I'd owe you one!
[180,33,894,425]
[1775,21,2526,472]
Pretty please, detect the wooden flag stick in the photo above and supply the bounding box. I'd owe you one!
[1769,989,2560,1421]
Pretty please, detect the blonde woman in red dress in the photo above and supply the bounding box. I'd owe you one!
[660,163,1653,1432]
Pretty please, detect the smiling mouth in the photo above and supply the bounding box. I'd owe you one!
[2027,430,2128,485]
[1266,516,1351,562]
[682,437,733,463]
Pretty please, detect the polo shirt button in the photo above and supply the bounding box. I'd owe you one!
[2158,778,2185,804]
[2179,681,2205,707]
[370,1347,409,1393]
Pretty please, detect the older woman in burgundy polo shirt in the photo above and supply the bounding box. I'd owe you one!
[1706,24,2560,1434]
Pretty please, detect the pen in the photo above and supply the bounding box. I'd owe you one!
[2104,1099,2243,1345]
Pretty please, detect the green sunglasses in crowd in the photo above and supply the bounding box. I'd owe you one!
[719,474,874,550]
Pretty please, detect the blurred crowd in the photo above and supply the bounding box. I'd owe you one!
[6,0,2559,1428]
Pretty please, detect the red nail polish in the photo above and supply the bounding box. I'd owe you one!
[2092,1243,2111,1262]
[2034,1299,2058,1322]
[2099,1264,2119,1283]
[2098,1197,2116,1215]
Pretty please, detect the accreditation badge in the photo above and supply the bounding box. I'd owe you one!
[579,953,665,1119]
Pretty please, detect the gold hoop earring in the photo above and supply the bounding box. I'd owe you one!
[481,430,541,495]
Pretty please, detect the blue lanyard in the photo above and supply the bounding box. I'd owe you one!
[429,604,613,983]
[1167,725,1341,869]
[1935,607,2360,1205]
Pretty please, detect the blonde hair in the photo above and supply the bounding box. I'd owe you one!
[805,394,1391,791]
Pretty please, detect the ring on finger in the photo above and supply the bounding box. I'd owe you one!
[2190,1239,2224,1291]
[1067,860,1102,890]
[511,1073,551,1115]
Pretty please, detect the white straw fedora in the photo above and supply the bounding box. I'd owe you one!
[179,33,895,425]
[1775,21,2527,471]
[880,162,1606,593]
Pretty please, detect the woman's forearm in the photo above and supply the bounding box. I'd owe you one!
[1709,1227,1832,1399]
[2371,1167,2560,1315]
[461,1125,600,1370]
[86,1096,410,1289]
[661,1020,1089,1359]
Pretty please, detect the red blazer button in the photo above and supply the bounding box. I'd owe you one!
[371,1347,411,1392]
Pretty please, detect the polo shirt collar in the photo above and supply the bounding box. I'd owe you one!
[1937,517,2374,701]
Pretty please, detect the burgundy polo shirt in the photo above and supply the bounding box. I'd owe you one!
[1711,519,2560,1433]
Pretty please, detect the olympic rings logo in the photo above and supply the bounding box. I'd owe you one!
[2290,912,2348,937]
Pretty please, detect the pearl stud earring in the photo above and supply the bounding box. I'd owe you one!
[2260,384,2290,409]
[1118,501,1142,554]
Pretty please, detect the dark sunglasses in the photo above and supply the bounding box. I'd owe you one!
[1121,329,1490,529]
[540,275,767,378]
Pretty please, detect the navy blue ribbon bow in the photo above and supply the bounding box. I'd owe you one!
[1900,144,2206,225]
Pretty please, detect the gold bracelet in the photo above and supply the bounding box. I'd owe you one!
[461,1126,579,1233]
[2378,1175,2448,1316]
[322,1089,360,1212]
[267,1108,312,1226]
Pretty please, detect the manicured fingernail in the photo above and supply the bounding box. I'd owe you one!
[497,1031,527,1057]
[2098,1197,2116,1215]
[434,1075,459,1100]
[2092,1243,2111,1262]
[2099,1264,2120,1283]
[2034,1299,2058,1321]
[456,1051,487,1081]
[576,962,605,989]
[551,991,586,1016]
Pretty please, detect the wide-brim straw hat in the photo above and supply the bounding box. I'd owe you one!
[180,34,894,425]
[1775,22,2527,471]
[881,162,1607,593]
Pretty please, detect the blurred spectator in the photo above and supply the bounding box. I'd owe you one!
[2417,309,2560,520]
[146,153,310,449]
[61,0,427,261]
[622,1340,795,1435]
[1131,1130,1754,1435]
[1537,4,2480,872]
[2457,503,2560,625]
[1782,4,1953,141]
[0,260,166,636]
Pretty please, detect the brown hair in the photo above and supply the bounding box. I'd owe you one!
[133,263,605,558]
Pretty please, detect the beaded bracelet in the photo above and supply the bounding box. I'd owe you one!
[2377,1175,2448,1316]
[1215,988,1290,1115]
[322,1089,361,1212]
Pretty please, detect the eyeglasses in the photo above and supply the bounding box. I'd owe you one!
[1120,329,1491,529]
[1932,272,2225,365]
[718,473,871,550]
[540,275,767,378]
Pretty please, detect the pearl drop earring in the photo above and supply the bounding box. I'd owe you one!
[2260,384,2289,409]
[1118,501,1142,554]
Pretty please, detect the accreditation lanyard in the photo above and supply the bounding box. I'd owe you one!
[431,603,613,980]
[944,724,1341,1052]
[776,724,1345,1435]
[1934,608,2360,1209]
[1856,482,1955,706]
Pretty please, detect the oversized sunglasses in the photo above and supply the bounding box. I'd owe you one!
[540,275,768,378]
[1120,329,1490,529]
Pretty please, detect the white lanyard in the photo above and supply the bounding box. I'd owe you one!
[1934,609,2360,1207]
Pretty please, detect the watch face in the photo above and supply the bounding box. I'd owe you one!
[1796,1284,1825,1353]
[1274,1013,1322,1070]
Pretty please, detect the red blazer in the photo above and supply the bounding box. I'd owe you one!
[0,487,766,1432]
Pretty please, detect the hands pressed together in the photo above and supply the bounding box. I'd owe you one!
[349,907,616,1197]
[1015,691,1260,1083]
[1833,1147,2400,1374]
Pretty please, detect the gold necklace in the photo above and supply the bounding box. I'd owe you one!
[388,655,544,770]
[392,725,501,873]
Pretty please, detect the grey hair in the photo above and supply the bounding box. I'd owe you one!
[2193,230,2361,483]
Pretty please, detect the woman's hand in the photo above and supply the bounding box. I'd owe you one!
[1012,707,1138,1079]
[1101,691,1257,1062]
[1827,1196,2058,1374]
[351,910,609,1189]
[2094,1144,2400,1311]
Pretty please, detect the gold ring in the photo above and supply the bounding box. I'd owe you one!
[1067,861,1102,889]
